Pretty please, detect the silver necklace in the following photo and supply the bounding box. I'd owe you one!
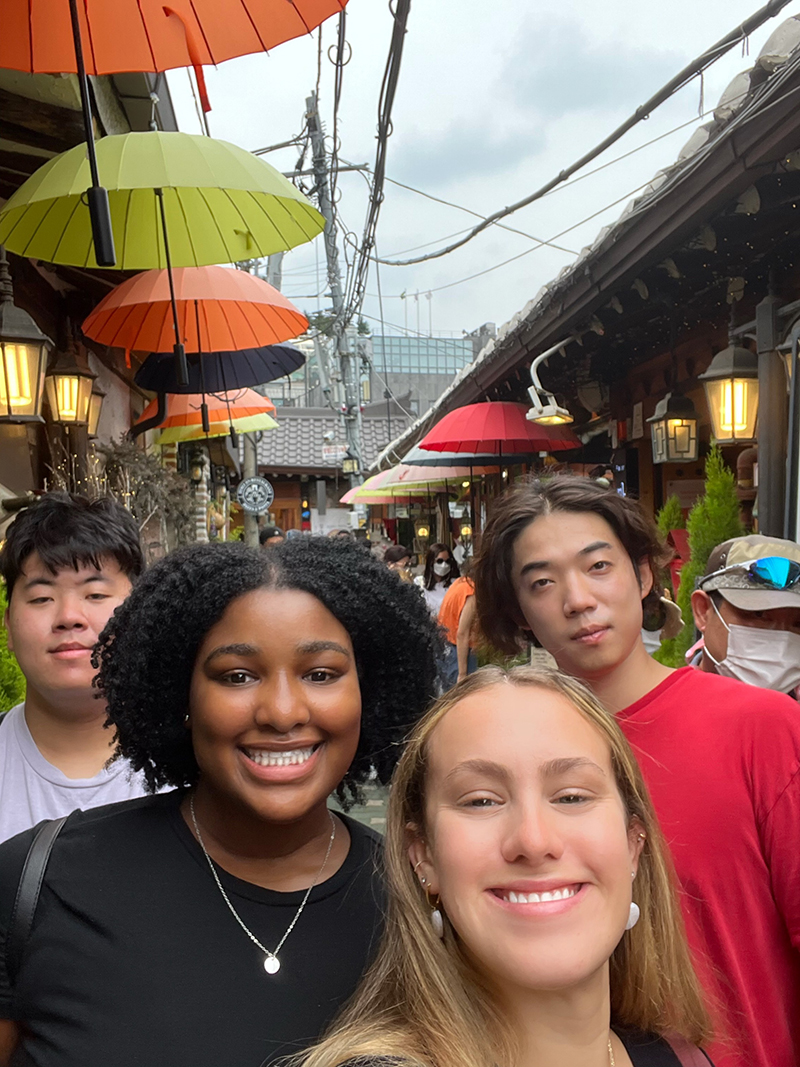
[189,795,336,976]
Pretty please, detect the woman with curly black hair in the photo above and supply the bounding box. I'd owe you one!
[0,538,441,1067]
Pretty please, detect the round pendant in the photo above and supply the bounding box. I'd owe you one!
[263,954,280,975]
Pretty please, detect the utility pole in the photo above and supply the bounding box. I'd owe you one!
[306,90,363,486]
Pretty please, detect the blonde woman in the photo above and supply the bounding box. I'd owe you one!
[299,666,712,1067]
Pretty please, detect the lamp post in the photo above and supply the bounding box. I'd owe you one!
[647,393,699,464]
[526,335,580,425]
[0,247,51,423]
[699,344,759,443]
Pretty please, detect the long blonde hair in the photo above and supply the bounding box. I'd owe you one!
[301,666,710,1067]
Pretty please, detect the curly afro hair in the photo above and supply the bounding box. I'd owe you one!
[96,537,443,805]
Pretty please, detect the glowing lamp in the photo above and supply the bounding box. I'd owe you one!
[699,345,758,443]
[647,393,699,464]
[0,247,50,422]
[415,521,430,540]
[45,342,96,426]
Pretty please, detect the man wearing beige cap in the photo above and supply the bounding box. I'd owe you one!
[692,535,800,694]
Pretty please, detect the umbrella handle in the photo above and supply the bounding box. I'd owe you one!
[155,188,189,387]
[68,0,115,266]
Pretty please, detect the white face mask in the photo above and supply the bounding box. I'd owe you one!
[433,561,451,578]
[641,628,662,655]
[705,599,800,692]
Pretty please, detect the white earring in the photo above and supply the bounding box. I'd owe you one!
[625,902,640,931]
[430,907,444,938]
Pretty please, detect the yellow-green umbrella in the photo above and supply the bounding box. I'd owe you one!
[0,132,324,270]
[154,411,278,445]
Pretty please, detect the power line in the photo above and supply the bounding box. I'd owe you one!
[373,0,794,267]
[343,0,412,323]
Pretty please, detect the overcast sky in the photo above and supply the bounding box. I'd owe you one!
[166,0,800,340]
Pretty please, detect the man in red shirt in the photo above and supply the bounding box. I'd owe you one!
[474,476,800,1067]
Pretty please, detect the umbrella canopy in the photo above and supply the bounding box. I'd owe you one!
[83,266,307,352]
[0,132,324,270]
[402,444,532,467]
[135,388,277,445]
[0,0,347,75]
[418,402,580,454]
[134,344,304,394]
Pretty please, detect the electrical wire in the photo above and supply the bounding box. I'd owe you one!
[343,0,412,324]
[373,0,794,267]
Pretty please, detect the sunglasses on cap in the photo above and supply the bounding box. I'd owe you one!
[703,555,800,591]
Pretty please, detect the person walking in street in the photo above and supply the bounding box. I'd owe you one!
[691,534,800,694]
[0,492,147,844]
[0,537,440,1067]
[437,561,479,687]
[383,544,413,582]
[417,543,459,618]
[473,477,800,1067]
[297,667,712,1067]
[259,525,285,548]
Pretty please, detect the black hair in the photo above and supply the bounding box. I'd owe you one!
[96,538,443,805]
[474,476,671,654]
[384,544,411,565]
[423,542,459,590]
[0,492,144,598]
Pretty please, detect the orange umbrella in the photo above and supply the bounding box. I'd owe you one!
[135,388,277,444]
[83,266,308,354]
[0,0,347,76]
[0,0,347,265]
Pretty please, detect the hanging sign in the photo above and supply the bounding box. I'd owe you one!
[236,476,275,514]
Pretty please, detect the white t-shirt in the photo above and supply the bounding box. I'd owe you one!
[422,582,450,618]
[0,703,151,844]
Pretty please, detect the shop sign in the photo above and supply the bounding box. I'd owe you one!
[236,476,275,514]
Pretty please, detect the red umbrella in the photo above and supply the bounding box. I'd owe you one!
[418,402,579,454]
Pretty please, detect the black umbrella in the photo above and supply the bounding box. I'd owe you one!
[134,344,305,395]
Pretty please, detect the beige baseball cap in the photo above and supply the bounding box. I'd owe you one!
[699,534,800,611]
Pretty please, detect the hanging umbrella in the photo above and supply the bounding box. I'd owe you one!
[134,344,304,394]
[83,266,308,353]
[417,402,580,454]
[0,132,323,270]
[0,131,323,386]
[0,0,347,264]
[0,1,348,76]
[402,444,532,467]
[135,388,277,445]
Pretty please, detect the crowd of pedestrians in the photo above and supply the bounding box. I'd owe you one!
[0,478,798,1067]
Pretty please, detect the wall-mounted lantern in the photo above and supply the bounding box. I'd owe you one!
[0,247,51,422]
[699,344,759,443]
[87,384,106,438]
[647,393,699,464]
[44,337,96,425]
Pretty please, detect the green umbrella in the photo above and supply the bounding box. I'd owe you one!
[0,131,324,271]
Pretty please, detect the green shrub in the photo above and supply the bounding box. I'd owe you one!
[0,584,25,713]
[655,447,743,667]
[656,494,685,539]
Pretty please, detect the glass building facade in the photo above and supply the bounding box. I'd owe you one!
[371,336,474,376]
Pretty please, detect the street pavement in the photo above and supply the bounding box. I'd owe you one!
[332,780,388,833]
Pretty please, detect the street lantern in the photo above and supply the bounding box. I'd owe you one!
[699,344,759,443]
[0,246,50,422]
[647,393,699,464]
[44,341,96,425]
[415,520,430,540]
[87,384,106,438]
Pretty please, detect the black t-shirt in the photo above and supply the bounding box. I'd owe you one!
[0,791,385,1067]
[338,1033,713,1066]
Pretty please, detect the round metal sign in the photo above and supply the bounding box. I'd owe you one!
[236,476,274,515]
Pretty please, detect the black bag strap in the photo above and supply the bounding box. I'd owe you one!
[6,815,68,981]
[0,711,8,726]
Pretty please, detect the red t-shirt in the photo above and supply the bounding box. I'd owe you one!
[618,669,800,1067]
